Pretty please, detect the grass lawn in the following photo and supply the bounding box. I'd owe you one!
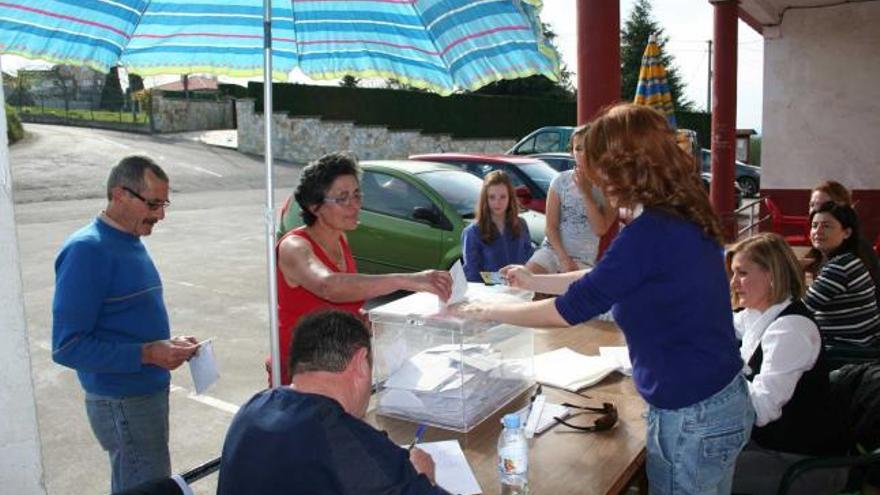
[17,105,149,125]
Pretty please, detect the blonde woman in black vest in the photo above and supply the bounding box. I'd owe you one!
[728,233,848,494]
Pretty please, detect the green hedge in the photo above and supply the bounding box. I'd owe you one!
[6,104,23,144]
[249,83,576,139]
[248,82,711,142]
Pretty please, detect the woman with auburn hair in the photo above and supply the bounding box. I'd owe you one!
[451,103,753,493]
[809,180,852,212]
[727,233,847,494]
[461,171,533,282]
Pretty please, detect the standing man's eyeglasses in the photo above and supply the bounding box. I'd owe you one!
[123,186,171,211]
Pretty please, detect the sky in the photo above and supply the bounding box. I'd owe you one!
[541,0,765,131]
[0,0,765,131]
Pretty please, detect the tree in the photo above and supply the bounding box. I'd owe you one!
[339,75,360,88]
[99,67,124,110]
[621,0,694,111]
[472,23,574,99]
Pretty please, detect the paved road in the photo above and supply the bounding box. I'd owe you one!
[12,124,305,494]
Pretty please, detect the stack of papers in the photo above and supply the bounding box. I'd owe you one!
[379,343,530,429]
[534,347,618,391]
[599,346,633,376]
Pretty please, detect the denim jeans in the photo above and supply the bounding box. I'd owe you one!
[646,374,755,495]
[85,389,171,493]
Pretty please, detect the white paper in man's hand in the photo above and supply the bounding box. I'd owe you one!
[188,340,219,394]
[445,260,468,306]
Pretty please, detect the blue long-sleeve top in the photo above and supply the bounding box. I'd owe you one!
[52,218,171,397]
[461,219,534,282]
[555,209,742,409]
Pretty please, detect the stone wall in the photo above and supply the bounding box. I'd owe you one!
[236,99,515,163]
[151,93,234,133]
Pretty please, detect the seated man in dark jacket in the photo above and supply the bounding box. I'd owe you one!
[217,310,448,495]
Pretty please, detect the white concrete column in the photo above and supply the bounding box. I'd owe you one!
[0,58,46,494]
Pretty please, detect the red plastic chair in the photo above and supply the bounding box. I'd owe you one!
[764,196,810,246]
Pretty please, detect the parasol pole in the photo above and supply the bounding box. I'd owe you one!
[263,0,281,388]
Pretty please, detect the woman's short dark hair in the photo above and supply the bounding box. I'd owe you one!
[288,310,371,378]
[294,152,360,226]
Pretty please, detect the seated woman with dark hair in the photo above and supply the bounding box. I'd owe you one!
[803,202,880,348]
[728,233,848,495]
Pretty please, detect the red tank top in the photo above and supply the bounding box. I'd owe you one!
[269,227,364,385]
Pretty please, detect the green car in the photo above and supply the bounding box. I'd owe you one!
[278,160,546,274]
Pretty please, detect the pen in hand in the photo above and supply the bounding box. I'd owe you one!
[407,424,427,451]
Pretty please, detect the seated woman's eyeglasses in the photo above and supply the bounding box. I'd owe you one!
[554,401,618,432]
[323,192,363,206]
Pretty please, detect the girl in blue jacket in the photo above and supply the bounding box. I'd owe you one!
[461,171,533,282]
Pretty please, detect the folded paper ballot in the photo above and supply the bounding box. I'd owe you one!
[446,260,468,306]
[188,339,219,395]
[534,347,618,391]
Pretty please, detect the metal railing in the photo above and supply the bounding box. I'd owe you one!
[736,196,768,239]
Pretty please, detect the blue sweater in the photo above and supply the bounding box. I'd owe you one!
[52,218,171,397]
[555,209,742,409]
[461,220,533,282]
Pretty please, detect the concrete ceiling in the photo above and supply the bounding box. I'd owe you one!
[737,0,873,29]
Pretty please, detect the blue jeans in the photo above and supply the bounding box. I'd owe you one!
[85,390,171,493]
[646,374,755,495]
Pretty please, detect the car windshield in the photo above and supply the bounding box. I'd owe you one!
[517,161,559,192]
[418,170,482,218]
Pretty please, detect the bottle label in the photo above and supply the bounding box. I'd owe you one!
[498,447,527,476]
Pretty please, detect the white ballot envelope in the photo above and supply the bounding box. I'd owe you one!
[188,340,219,395]
[445,260,468,307]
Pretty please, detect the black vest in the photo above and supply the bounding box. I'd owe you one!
[746,300,848,455]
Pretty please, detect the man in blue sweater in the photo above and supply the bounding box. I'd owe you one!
[52,155,199,493]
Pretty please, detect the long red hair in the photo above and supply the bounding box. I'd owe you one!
[582,103,723,243]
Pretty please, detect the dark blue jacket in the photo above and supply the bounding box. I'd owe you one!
[218,388,449,495]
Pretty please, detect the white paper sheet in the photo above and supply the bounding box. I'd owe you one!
[534,347,618,391]
[599,346,632,376]
[414,440,482,495]
[188,340,219,395]
[446,260,468,306]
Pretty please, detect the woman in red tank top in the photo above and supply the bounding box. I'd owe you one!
[269,153,453,385]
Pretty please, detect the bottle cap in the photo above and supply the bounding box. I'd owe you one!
[502,413,521,429]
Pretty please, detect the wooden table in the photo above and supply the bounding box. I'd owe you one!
[367,320,647,495]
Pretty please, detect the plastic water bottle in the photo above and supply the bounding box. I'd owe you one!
[498,413,529,495]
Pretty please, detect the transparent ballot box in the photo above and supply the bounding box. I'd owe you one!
[369,284,535,432]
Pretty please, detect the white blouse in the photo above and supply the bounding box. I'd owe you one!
[733,298,821,427]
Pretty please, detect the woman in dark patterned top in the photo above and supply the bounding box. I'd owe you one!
[803,202,880,347]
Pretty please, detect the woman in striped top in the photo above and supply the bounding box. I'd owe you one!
[804,202,880,347]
